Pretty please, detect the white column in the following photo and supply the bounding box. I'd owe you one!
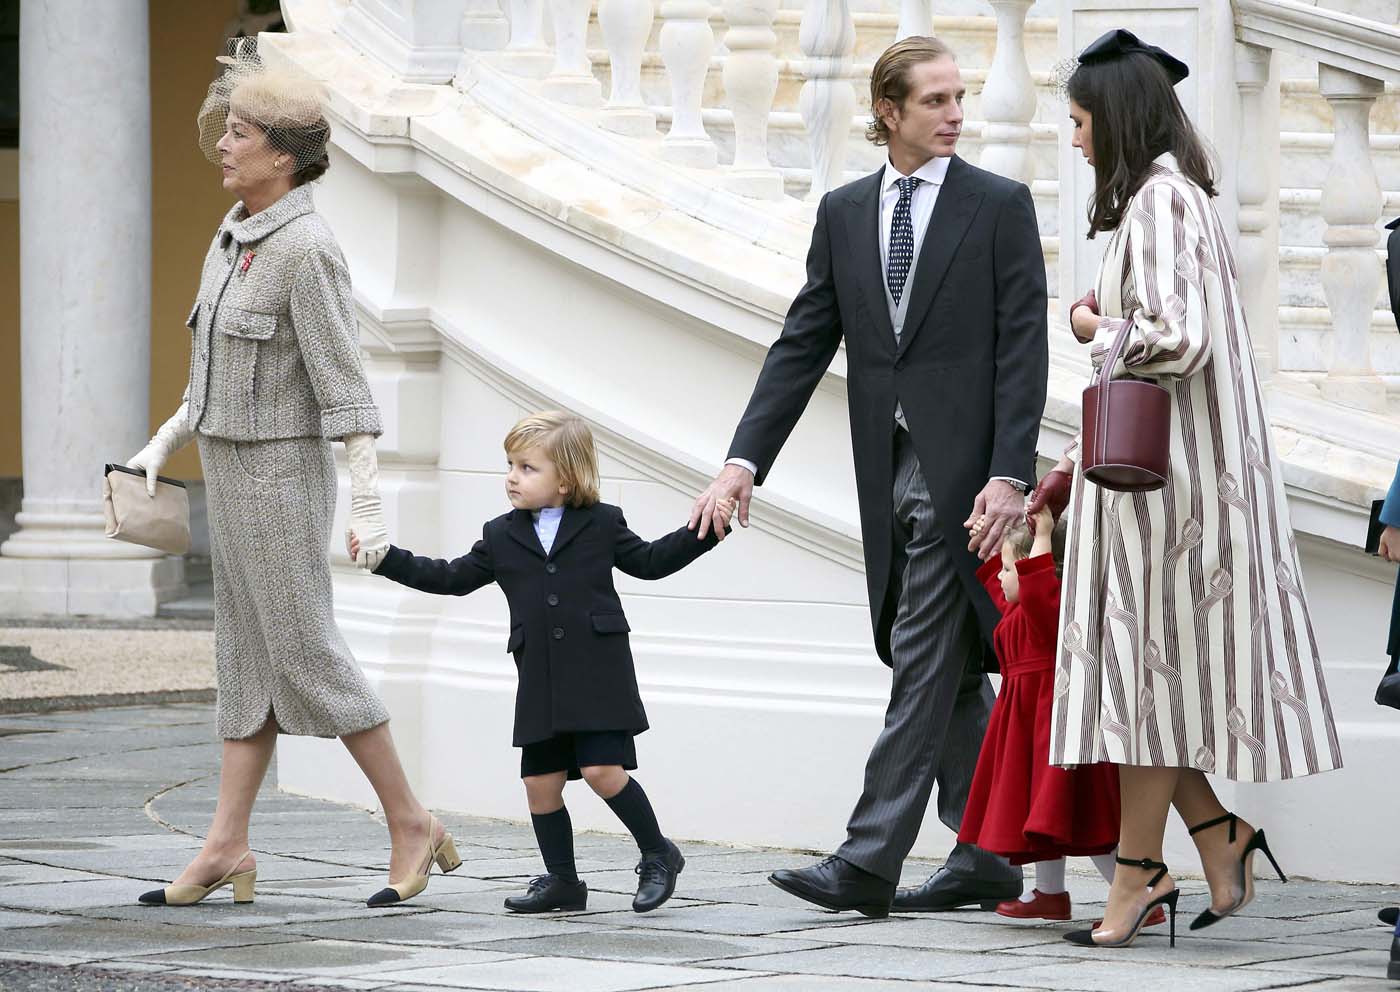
[1234,42,1280,381]
[894,0,932,42]
[721,0,785,199]
[500,0,554,78]
[798,0,857,200]
[462,0,511,51]
[1317,63,1386,411]
[977,0,1036,186]
[541,0,604,106]
[0,0,183,617]
[659,0,719,168]
[599,0,658,136]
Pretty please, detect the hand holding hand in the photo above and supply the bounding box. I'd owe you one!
[1028,504,1055,551]
[344,433,389,571]
[1027,468,1072,525]
[964,480,1026,561]
[1380,526,1400,564]
[689,464,753,541]
[347,530,361,561]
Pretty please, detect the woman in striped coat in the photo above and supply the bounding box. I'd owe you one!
[1029,30,1341,948]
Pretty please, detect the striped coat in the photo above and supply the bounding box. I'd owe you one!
[1050,154,1342,782]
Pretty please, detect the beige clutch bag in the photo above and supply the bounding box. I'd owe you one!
[103,463,191,555]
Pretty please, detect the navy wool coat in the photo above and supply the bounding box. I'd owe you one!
[374,503,720,746]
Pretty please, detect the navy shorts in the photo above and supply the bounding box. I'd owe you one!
[519,731,638,780]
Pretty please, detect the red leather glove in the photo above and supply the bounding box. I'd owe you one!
[1069,290,1099,342]
[1027,469,1072,531]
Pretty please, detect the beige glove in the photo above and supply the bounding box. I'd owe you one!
[126,404,195,497]
[344,432,389,572]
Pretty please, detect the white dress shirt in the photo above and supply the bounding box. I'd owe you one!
[727,156,1025,492]
[532,505,565,555]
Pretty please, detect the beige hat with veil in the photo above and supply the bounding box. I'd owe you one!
[197,37,331,182]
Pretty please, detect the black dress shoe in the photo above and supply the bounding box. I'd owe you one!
[633,839,685,913]
[503,874,588,913]
[892,867,1023,912]
[768,855,895,919]
[1380,906,1399,927]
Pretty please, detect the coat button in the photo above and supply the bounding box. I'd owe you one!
[545,563,558,574]
[547,594,559,607]
[552,626,565,640]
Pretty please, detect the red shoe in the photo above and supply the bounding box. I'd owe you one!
[995,889,1072,921]
[1093,905,1167,928]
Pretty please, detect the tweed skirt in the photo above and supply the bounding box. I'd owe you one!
[199,434,390,740]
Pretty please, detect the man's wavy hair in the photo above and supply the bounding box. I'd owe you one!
[867,36,955,146]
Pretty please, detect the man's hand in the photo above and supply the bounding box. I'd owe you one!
[1026,467,1073,526]
[1381,525,1400,564]
[689,464,753,541]
[964,479,1025,561]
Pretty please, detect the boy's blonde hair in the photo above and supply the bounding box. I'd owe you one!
[1004,514,1069,580]
[503,411,600,508]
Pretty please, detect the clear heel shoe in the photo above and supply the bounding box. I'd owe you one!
[1064,856,1178,949]
[1187,811,1287,931]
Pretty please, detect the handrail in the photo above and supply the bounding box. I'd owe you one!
[1234,0,1400,83]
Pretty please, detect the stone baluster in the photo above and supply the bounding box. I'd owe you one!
[977,0,1036,186]
[1234,43,1279,381]
[542,0,603,105]
[721,0,785,198]
[895,0,932,42]
[659,0,719,168]
[599,0,658,136]
[798,0,857,200]
[502,0,553,77]
[461,0,510,50]
[1317,64,1386,410]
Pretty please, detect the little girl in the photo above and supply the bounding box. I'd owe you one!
[351,411,733,914]
[958,505,1156,924]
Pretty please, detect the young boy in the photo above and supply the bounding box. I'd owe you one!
[352,411,733,913]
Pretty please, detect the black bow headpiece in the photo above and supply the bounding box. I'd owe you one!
[1078,29,1189,84]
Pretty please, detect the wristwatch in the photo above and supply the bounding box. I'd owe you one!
[1000,478,1030,495]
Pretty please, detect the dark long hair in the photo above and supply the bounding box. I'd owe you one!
[1068,52,1217,236]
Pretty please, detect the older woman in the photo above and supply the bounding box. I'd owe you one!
[127,47,454,909]
[1029,30,1341,948]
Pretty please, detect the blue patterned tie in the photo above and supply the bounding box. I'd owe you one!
[887,176,923,307]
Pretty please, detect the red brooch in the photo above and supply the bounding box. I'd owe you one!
[239,250,256,274]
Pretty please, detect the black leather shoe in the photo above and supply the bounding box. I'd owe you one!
[768,855,895,918]
[892,867,1023,912]
[633,839,685,913]
[1389,935,1400,981]
[503,874,587,913]
[1380,907,1398,927]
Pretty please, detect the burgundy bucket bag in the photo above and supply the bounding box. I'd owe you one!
[1081,320,1172,492]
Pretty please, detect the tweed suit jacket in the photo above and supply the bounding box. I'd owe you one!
[374,503,721,746]
[183,185,382,441]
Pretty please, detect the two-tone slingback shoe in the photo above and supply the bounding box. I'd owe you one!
[138,851,256,906]
[1186,812,1287,931]
[366,815,462,908]
[1063,856,1179,949]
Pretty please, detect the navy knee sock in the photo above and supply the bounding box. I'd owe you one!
[604,778,667,858]
[530,807,578,882]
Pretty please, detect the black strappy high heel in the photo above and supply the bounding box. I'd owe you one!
[1187,811,1287,931]
[1064,856,1179,948]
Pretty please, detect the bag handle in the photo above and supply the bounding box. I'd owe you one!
[1090,318,1137,468]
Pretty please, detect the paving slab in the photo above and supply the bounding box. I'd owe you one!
[276,911,607,948]
[130,939,522,980]
[70,895,430,929]
[372,955,770,991]
[0,919,302,962]
[965,960,1326,991]
[464,928,835,966]
[762,916,1060,952]
[689,943,1061,982]
[570,903,880,937]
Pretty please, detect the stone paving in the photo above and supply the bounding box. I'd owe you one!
[1,702,1397,991]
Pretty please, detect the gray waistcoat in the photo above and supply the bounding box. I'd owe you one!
[883,229,926,431]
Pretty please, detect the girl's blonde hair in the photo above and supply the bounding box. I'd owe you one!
[1004,514,1069,580]
[503,411,600,508]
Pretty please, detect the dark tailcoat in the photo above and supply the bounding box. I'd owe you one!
[1386,218,1400,661]
[374,503,719,745]
[727,155,1049,663]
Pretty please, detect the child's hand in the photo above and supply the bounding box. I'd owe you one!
[347,529,361,562]
[715,497,736,532]
[1029,504,1054,539]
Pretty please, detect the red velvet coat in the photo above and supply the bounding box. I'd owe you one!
[957,554,1119,865]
